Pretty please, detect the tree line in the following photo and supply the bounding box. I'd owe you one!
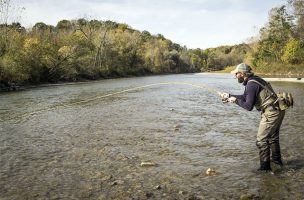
[0,20,191,85]
[244,0,304,75]
[0,17,248,87]
[0,0,303,89]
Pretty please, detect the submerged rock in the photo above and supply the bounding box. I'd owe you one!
[145,192,154,198]
[174,124,182,131]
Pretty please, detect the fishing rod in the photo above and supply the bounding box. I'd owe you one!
[2,82,224,122]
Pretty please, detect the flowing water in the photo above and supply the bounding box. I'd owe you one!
[1,73,304,200]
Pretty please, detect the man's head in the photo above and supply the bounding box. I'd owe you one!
[231,63,253,83]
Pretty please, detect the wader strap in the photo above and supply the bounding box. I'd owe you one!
[248,79,279,112]
[248,79,276,97]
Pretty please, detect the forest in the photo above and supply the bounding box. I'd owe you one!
[0,0,303,89]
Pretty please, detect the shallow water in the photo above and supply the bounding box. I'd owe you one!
[1,73,304,200]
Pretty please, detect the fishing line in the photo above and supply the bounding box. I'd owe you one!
[2,82,222,122]
[68,81,220,106]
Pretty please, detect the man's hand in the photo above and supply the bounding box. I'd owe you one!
[218,92,230,103]
[218,92,230,99]
[227,96,237,103]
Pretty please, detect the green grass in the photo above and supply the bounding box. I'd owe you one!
[214,64,304,77]
[254,63,304,77]
[212,66,235,73]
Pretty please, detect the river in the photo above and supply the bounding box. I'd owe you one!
[1,73,304,199]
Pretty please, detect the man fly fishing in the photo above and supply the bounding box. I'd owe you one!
[218,63,285,173]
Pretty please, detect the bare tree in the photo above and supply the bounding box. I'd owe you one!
[0,0,25,55]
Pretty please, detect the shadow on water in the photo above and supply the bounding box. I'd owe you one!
[285,159,304,170]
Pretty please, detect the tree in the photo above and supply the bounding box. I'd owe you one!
[56,20,73,31]
[0,0,25,56]
[0,0,27,84]
[253,6,294,67]
[281,38,304,64]
[32,22,55,41]
[288,0,304,39]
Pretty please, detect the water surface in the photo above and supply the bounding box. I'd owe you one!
[1,74,304,199]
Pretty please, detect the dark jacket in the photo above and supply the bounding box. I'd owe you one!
[231,75,268,111]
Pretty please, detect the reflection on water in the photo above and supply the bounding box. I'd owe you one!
[1,74,304,199]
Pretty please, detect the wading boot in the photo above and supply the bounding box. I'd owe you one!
[271,143,283,167]
[257,148,273,174]
[257,161,272,172]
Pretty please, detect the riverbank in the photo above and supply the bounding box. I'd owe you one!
[195,72,304,83]
[1,72,304,93]
[264,77,304,83]
[0,72,156,92]
[213,65,304,78]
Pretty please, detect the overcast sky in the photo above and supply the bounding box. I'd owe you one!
[18,0,287,49]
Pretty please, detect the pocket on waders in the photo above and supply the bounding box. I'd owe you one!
[277,92,294,110]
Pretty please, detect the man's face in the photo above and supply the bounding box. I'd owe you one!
[235,72,244,83]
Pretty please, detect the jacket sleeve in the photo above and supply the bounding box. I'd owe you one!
[230,83,260,111]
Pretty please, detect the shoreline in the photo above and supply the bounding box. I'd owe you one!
[1,73,304,92]
[263,77,304,83]
[195,72,304,83]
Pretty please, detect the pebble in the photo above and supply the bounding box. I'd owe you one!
[140,161,157,167]
[110,180,124,186]
[240,193,259,200]
[174,125,182,129]
[101,175,112,181]
[178,191,185,195]
[154,185,162,190]
[206,168,216,176]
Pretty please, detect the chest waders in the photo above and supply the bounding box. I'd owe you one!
[248,80,285,171]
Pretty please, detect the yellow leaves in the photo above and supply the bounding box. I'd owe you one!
[117,23,129,32]
[58,45,74,58]
[158,39,170,49]
[23,38,39,50]
[72,30,87,41]
[281,38,303,64]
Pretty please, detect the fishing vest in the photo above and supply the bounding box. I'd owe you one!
[248,79,277,112]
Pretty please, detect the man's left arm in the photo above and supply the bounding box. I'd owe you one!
[231,83,260,111]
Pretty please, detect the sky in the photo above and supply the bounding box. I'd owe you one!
[16,0,287,49]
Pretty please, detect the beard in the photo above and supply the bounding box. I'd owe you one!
[237,77,244,83]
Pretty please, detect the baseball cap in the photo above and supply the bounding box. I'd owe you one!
[231,63,252,74]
